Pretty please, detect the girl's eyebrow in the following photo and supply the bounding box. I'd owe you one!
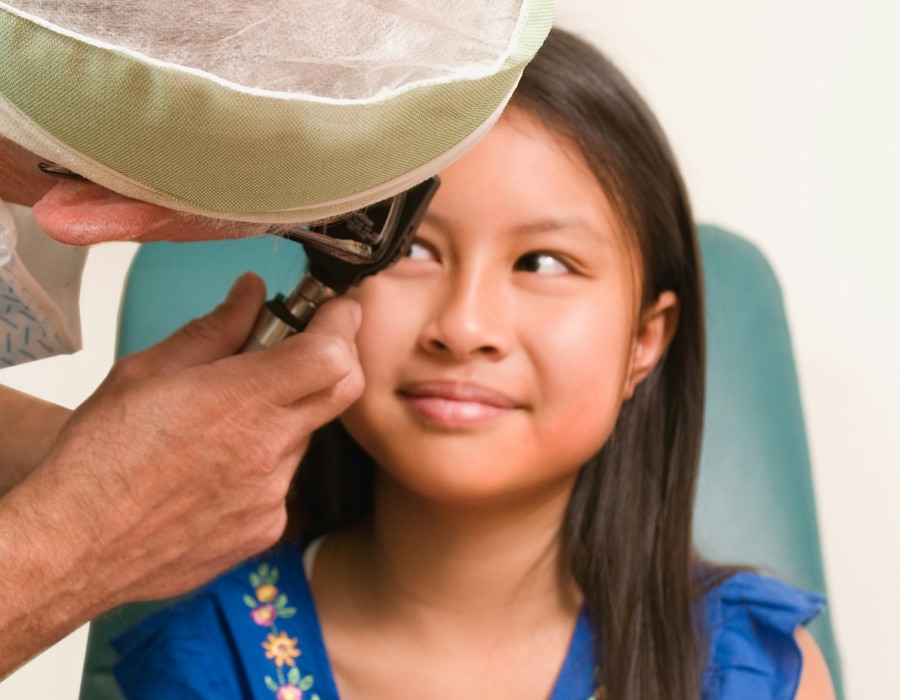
[512,217,613,242]
[424,210,614,242]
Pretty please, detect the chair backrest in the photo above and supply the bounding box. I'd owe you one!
[693,227,842,696]
[78,225,842,698]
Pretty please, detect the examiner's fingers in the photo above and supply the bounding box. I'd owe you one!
[224,297,364,409]
[303,296,362,342]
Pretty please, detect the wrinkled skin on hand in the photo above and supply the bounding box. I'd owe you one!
[0,273,363,674]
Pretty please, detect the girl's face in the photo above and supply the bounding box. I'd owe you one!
[342,111,676,507]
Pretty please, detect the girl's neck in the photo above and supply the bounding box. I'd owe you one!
[311,471,583,700]
[341,471,581,621]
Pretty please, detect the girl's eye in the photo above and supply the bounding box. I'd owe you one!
[514,252,570,275]
[404,240,436,261]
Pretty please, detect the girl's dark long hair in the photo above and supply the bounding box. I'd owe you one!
[291,27,720,700]
[508,29,712,699]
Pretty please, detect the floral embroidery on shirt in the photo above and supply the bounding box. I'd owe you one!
[263,666,317,700]
[244,563,297,626]
[245,562,320,700]
[263,631,301,667]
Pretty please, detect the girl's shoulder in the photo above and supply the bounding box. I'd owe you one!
[701,571,826,700]
[114,540,337,700]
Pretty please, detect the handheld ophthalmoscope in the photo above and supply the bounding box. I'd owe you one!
[37,163,438,347]
[242,176,439,351]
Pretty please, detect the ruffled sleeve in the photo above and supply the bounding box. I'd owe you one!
[701,572,826,700]
[113,594,247,699]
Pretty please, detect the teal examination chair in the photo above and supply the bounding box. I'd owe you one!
[78,225,843,698]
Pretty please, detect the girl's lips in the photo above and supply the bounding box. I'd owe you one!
[398,382,522,428]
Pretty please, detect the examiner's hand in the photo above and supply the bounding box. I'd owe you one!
[61,272,363,600]
[0,272,363,675]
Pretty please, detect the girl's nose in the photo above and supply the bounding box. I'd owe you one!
[419,267,512,360]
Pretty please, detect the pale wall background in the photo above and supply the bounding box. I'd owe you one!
[2,1,898,698]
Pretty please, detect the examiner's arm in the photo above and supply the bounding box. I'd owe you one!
[0,387,70,497]
[0,274,363,677]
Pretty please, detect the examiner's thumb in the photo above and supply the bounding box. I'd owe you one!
[140,272,267,371]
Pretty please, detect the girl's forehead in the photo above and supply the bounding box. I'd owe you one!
[504,109,646,265]
[431,111,629,248]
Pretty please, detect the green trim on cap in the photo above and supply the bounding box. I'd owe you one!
[0,1,553,223]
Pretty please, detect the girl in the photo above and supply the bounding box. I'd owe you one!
[113,29,834,700]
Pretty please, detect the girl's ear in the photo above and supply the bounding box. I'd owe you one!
[624,290,679,399]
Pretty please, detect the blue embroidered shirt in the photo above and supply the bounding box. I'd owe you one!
[113,541,824,700]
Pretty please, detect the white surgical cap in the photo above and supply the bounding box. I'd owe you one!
[0,0,554,224]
